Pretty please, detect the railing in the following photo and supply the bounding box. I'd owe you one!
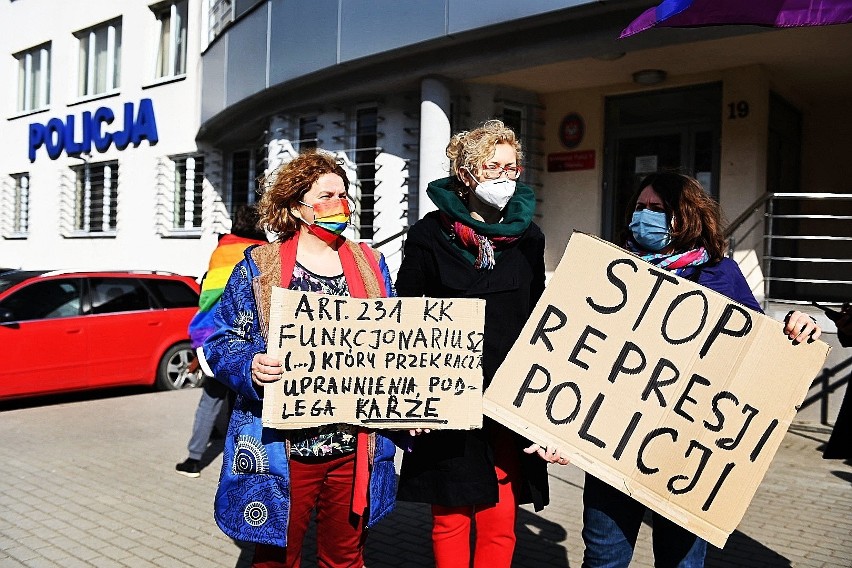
[726,192,852,308]
[727,192,852,427]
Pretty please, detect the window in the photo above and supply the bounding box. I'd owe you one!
[76,19,122,97]
[171,155,204,229]
[9,173,30,235]
[72,160,119,233]
[209,0,234,43]
[501,107,524,139]
[89,278,151,314]
[355,107,378,240]
[154,1,188,78]
[298,116,319,151]
[0,280,82,321]
[230,146,265,207]
[15,43,50,112]
[143,278,199,308]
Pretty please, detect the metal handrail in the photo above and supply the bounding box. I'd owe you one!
[726,191,851,306]
[724,191,773,239]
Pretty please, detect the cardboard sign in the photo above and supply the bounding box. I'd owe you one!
[483,232,829,548]
[262,288,485,430]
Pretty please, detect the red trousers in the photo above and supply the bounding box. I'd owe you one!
[252,453,365,568]
[431,428,522,568]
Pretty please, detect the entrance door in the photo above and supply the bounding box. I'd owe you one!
[603,84,721,241]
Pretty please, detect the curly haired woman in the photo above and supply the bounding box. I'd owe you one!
[199,150,397,568]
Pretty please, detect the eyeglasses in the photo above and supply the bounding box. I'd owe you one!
[479,163,523,180]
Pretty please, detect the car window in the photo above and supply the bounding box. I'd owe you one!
[0,271,49,294]
[89,278,152,314]
[0,279,83,321]
[143,279,199,308]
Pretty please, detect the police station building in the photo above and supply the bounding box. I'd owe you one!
[3,2,850,311]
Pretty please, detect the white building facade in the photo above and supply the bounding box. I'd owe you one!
[2,1,851,420]
[1,0,228,277]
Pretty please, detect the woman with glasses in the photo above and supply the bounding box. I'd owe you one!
[199,150,398,568]
[395,119,557,568]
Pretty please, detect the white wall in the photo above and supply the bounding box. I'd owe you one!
[0,0,216,278]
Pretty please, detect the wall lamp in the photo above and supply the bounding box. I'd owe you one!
[632,69,667,86]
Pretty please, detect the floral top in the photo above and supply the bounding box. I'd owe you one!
[287,261,358,458]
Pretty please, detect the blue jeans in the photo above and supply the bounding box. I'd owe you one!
[187,378,229,460]
[582,474,707,568]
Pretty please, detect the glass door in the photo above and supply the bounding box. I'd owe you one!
[603,84,721,241]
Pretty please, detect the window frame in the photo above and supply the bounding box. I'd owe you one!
[70,160,119,237]
[171,153,205,232]
[208,0,234,43]
[153,0,188,79]
[6,173,31,237]
[75,18,122,99]
[15,42,51,113]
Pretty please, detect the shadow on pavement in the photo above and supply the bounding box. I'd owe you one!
[0,385,154,411]
[706,529,791,567]
[516,507,571,567]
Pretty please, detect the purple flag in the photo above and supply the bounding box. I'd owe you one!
[621,0,852,38]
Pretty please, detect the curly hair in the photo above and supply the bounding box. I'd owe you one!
[257,150,349,241]
[446,119,523,191]
[621,172,728,262]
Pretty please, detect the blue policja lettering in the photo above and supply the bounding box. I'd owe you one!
[28,99,159,162]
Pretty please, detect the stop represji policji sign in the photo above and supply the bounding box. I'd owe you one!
[484,232,829,548]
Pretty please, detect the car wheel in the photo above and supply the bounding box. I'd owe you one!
[156,342,204,390]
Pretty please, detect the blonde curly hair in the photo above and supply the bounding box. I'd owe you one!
[257,150,349,242]
[446,119,523,185]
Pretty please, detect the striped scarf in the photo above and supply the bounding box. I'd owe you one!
[625,239,710,276]
[439,213,520,270]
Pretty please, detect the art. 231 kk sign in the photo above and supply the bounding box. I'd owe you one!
[28,98,159,162]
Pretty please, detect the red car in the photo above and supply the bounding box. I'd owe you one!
[0,269,202,400]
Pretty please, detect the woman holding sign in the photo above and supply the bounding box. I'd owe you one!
[395,119,556,568]
[199,150,397,568]
[580,171,821,568]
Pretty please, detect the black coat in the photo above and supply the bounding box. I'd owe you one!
[395,211,550,510]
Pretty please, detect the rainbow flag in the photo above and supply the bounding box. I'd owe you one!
[188,233,266,348]
[621,0,852,38]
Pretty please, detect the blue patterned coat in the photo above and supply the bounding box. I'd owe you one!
[199,245,398,547]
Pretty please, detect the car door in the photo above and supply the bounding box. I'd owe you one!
[85,277,162,386]
[0,278,88,398]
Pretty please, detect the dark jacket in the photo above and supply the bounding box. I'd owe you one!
[394,208,550,510]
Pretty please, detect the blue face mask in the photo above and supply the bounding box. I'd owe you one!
[630,209,671,252]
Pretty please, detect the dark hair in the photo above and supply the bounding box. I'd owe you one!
[257,150,349,241]
[229,205,266,240]
[621,172,727,262]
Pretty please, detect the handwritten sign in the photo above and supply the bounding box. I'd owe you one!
[484,232,829,548]
[262,288,486,430]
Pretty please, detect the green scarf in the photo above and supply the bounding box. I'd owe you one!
[426,176,536,238]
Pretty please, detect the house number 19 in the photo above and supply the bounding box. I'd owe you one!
[727,101,750,119]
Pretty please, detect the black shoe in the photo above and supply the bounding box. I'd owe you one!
[175,458,201,478]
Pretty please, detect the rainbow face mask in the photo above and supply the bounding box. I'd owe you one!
[298,198,351,245]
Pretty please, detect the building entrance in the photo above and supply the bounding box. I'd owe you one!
[603,83,722,241]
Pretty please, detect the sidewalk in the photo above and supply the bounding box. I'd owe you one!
[0,387,849,567]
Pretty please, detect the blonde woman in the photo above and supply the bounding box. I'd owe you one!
[395,120,554,567]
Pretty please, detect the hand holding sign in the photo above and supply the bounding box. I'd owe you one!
[251,353,284,385]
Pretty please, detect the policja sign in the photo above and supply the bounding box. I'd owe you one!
[483,232,830,547]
